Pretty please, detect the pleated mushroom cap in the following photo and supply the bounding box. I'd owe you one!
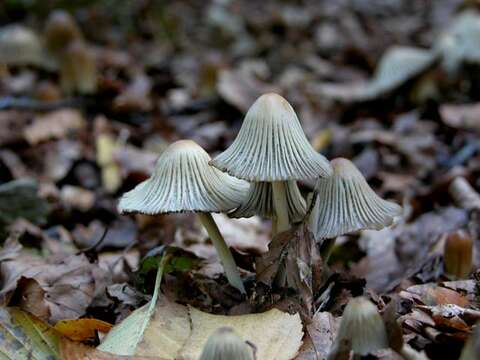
[200,327,254,360]
[230,181,306,222]
[210,93,332,181]
[331,297,388,356]
[311,158,402,240]
[118,140,248,214]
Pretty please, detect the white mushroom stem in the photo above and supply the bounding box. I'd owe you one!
[197,212,246,294]
[272,181,290,234]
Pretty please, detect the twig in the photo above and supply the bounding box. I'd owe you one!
[0,96,85,111]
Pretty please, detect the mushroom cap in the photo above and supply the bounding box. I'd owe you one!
[199,327,254,360]
[0,25,53,69]
[230,181,306,222]
[310,158,402,239]
[331,297,388,356]
[60,40,97,94]
[118,140,249,215]
[45,10,82,53]
[210,93,332,181]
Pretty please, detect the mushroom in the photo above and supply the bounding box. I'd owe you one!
[444,229,473,279]
[229,181,306,226]
[118,140,249,294]
[0,25,53,69]
[199,327,254,360]
[310,158,402,241]
[44,10,82,54]
[60,40,97,94]
[210,93,331,233]
[328,297,389,359]
[44,10,96,94]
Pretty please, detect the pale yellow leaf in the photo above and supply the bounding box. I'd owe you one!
[97,297,190,358]
[178,307,303,360]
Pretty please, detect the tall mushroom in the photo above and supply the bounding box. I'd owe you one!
[229,181,307,229]
[310,158,402,248]
[118,140,249,294]
[210,93,332,233]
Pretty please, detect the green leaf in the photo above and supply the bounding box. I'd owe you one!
[0,307,60,359]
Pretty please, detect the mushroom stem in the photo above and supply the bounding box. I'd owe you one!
[197,212,246,294]
[272,181,290,234]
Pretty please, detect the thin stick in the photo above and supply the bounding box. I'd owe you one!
[272,181,290,234]
[197,212,246,294]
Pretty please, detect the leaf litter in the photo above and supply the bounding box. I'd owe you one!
[1,1,480,359]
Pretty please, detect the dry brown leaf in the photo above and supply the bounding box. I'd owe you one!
[256,222,323,316]
[296,311,339,360]
[400,284,470,307]
[0,239,102,323]
[23,109,86,145]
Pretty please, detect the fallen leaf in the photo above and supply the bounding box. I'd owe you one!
[400,284,470,307]
[60,337,158,360]
[178,306,303,360]
[23,109,86,145]
[0,307,61,359]
[440,103,480,132]
[98,296,190,358]
[60,185,95,212]
[99,252,188,357]
[0,239,100,323]
[296,311,339,360]
[256,222,323,316]
[54,318,113,341]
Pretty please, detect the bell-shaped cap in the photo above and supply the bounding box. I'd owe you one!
[210,93,332,181]
[200,327,254,360]
[118,140,248,215]
[0,25,53,69]
[310,158,402,239]
[60,40,97,94]
[230,181,306,222]
[45,10,82,53]
[329,297,388,357]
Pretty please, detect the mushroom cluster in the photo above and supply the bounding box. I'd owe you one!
[118,92,402,293]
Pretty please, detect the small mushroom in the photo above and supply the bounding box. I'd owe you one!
[44,10,82,54]
[0,25,53,69]
[444,229,473,279]
[44,10,96,94]
[229,181,306,225]
[60,40,97,94]
[118,140,248,294]
[328,297,389,358]
[211,93,331,233]
[199,327,254,360]
[310,158,402,240]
